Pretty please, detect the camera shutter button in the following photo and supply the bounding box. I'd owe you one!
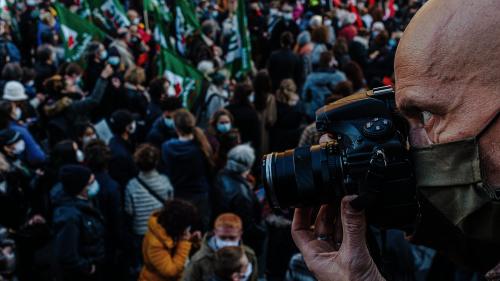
[362,118,393,139]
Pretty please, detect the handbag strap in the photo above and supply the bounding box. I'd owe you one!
[136,176,165,206]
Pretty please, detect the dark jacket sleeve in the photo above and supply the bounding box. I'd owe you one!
[229,190,265,241]
[71,78,108,115]
[54,211,93,276]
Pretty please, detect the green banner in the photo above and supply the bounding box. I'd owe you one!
[55,3,106,62]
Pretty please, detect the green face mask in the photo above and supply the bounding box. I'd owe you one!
[410,115,499,271]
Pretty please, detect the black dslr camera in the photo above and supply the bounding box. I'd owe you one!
[262,86,417,230]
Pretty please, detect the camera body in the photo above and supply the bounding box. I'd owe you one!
[262,86,418,230]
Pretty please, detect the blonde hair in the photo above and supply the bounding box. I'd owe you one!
[124,67,146,85]
[276,79,299,104]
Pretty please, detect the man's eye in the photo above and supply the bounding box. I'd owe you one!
[421,111,433,125]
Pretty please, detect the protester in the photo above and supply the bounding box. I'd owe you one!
[214,144,266,265]
[52,165,105,281]
[146,96,182,149]
[209,246,252,281]
[225,83,261,154]
[270,79,305,152]
[83,140,122,279]
[162,109,213,230]
[184,213,258,281]
[108,109,138,188]
[252,70,277,156]
[205,109,241,170]
[139,199,200,281]
[301,51,346,120]
[267,32,303,91]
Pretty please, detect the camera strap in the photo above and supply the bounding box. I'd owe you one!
[350,149,387,211]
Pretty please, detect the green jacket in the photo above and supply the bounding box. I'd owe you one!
[183,233,258,281]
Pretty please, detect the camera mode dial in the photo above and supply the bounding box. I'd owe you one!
[362,117,393,139]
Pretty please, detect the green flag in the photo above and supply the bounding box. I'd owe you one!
[55,3,106,62]
[174,0,200,55]
[89,0,130,33]
[145,0,172,49]
[225,0,252,78]
[158,49,204,109]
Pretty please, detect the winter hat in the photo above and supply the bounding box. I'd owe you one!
[197,60,215,76]
[109,110,133,135]
[0,129,21,146]
[297,31,311,47]
[59,164,92,196]
[372,21,386,33]
[225,144,255,173]
[3,81,28,101]
[309,15,323,29]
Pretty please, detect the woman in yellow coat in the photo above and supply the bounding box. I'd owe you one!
[140,199,200,281]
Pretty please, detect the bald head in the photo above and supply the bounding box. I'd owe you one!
[395,0,499,185]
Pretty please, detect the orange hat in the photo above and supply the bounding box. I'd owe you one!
[214,213,242,230]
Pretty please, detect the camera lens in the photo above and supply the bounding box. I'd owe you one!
[262,142,343,209]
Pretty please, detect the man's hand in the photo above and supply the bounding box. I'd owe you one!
[486,262,500,281]
[292,196,385,281]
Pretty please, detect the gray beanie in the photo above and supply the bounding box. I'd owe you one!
[226,144,255,173]
[297,31,311,47]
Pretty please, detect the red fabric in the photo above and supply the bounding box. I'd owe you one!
[368,0,376,7]
[383,76,394,87]
[388,0,396,18]
[339,25,358,42]
[333,0,342,7]
[349,4,364,28]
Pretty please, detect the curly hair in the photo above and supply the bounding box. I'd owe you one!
[134,143,160,172]
[157,199,199,240]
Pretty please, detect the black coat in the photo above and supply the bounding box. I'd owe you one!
[108,136,138,188]
[146,116,177,149]
[267,48,303,91]
[52,192,105,281]
[214,170,265,254]
[225,103,261,153]
[93,171,122,265]
[270,101,306,152]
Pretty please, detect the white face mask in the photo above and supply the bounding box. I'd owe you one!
[128,122,137,134]
[13,140,25,155]
[82,135,97,146]
[240,262,253,281]
[76,149,85,163]
[13,107,22,121]
[215,237,240,249]
[87,180,100,198]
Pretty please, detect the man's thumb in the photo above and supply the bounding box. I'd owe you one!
[340,195,367,251]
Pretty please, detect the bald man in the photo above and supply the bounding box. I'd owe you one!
[291,0,500,280]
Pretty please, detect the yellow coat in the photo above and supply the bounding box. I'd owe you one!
[139,212,192,281]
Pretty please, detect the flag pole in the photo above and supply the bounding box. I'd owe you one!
[144,8,150,32]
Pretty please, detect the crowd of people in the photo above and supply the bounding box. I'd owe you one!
[0,0,473,280]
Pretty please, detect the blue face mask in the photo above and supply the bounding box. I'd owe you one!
[87,180,100,198]
[108,56,120,66]
[163,117,175,129]
[100,50,108,61]
[217,123,232,134]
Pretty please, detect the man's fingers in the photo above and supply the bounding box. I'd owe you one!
[340,195,368,253]
[291,208,315,251]
[314,205,335,237]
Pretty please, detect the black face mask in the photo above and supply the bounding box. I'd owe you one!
[411,113,499,269]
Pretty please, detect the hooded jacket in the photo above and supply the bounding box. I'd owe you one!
[139,212,192,281]
[51,190,105,281]
[183,233,258,281]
